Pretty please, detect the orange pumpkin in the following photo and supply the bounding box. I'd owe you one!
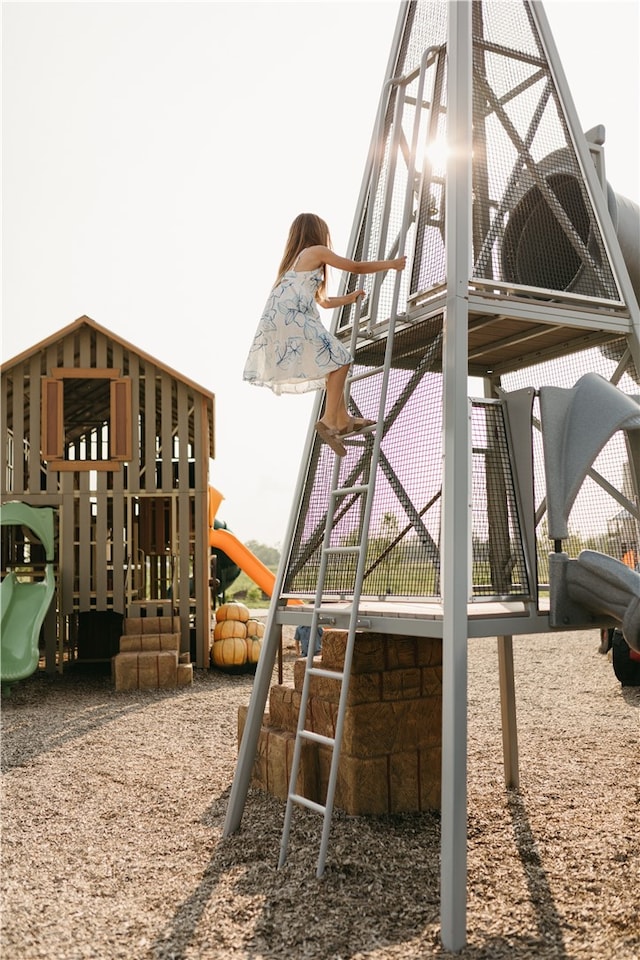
[215,601,250,623]
[246,635,262,664]
[213,619,247,641]
[245,619,265,639]
[212,636,247,668]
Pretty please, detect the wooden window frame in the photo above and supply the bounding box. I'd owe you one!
[41,368,133,471]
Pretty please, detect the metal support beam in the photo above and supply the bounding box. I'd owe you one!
[497,635,520,789]
[440,0,472,951]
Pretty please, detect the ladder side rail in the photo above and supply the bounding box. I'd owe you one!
[399,46,443,305]
[294,60,438,588]
[344,73,405,355]
[338,72,443,598]
[411,49,448,299]
[350,57,437,422]
[285,75,404,589]
[330,71,405,350]
[367,71,412,329]
[278,451,345,868]
[316,327,404,875]
[357,48,443,339]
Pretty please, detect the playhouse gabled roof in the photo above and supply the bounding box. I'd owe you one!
[1,314,216,403]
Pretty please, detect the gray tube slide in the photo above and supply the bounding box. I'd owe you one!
[502,135,639,304]
[606,185,640,300]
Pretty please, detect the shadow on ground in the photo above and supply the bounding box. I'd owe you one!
[151,785,575,960]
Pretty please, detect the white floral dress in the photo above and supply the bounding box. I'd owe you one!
[243,267,353,395]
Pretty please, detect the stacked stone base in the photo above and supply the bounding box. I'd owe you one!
[112,616,193,691]
[238,629,442,815]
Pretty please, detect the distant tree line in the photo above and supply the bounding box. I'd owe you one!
[245,541,280,569]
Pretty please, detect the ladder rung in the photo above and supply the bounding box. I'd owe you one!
[332,484,369,497]
[343,429,375,443]
[346,423,375,434]
[348,365,385,382]
[308,666,344,681]
[323,545,361,555]
[300,730,336,747]
[290,793,326,815]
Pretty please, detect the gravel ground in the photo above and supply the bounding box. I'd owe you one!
[1,627,639,960]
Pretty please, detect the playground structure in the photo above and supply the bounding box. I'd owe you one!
[0,502,56,687]
[0,317,257,679]
[0,319,275,677]
[224,0,640,951]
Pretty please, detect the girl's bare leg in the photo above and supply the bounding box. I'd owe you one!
[316,366,375,455]
[320,364,350,432]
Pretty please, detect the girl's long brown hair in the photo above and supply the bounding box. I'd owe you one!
[275,213,332,298]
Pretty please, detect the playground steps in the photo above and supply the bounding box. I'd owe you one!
[237,629,442,815]
[112,615,193,691]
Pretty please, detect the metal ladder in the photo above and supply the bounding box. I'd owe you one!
[277,55,435,873]
[278,270,405,878]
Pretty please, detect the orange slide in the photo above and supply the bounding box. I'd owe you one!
[209,525,277,597]
[208,487,302,605]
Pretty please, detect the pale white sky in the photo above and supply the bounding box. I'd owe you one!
[2,0,639,546]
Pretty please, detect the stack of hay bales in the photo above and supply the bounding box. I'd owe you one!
[238,628,442,815]
[112,616,193,691]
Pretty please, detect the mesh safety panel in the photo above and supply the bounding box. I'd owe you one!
[284,317,530,602]
[471,400,529,597]
[284,317,445,600]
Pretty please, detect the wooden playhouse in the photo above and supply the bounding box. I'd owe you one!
[0,315,216,680]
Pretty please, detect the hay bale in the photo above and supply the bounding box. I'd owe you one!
[295,660,383,705]
[317,745,442,815]
[123,615,180,636]
[341,698,441,757]
[261,728,319,802]
[177,662,193,686]
[113,650,179,690]
[268,685,301,732]
[113,652,140,691]
[239,705,320,802]
[320,630,442,672]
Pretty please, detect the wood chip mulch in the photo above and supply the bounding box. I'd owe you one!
[2,627,639,959]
